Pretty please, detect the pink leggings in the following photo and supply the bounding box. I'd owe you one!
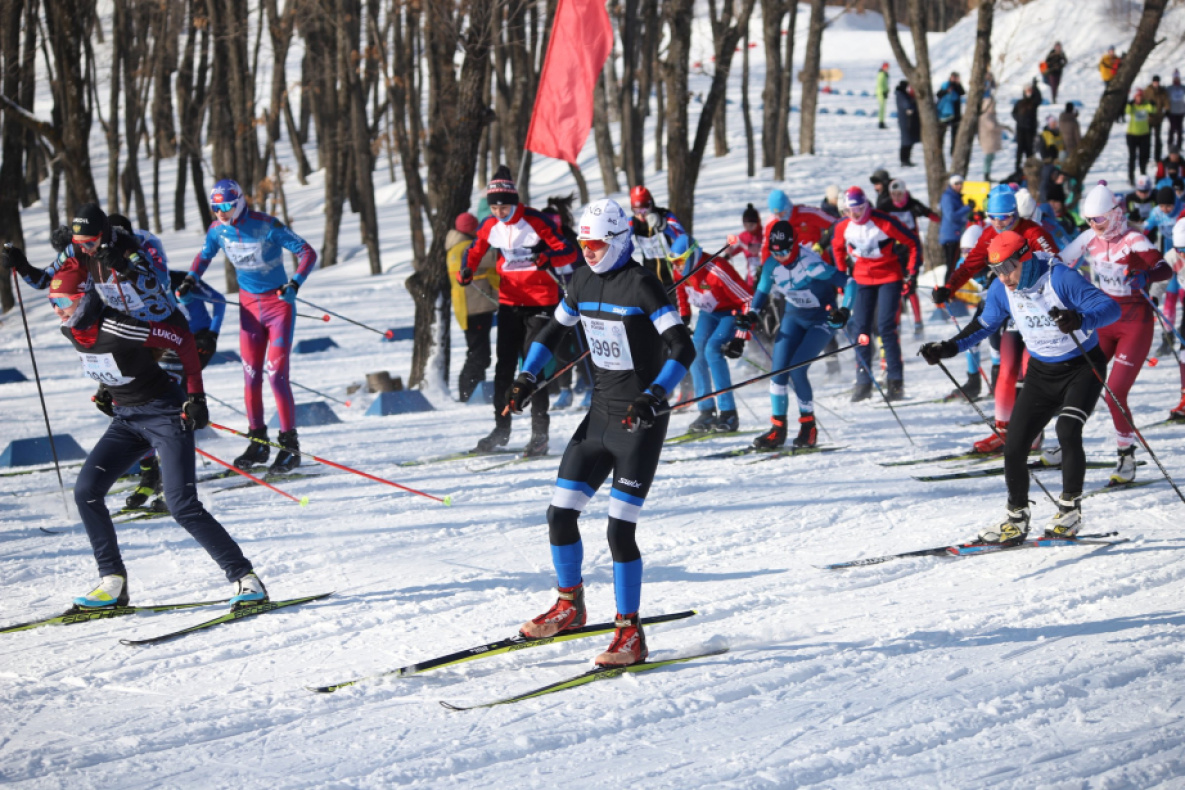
[1097,302,1154,447]
[239,291,296,432]
[994,330,1028,423]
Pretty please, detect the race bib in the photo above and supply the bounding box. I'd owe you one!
[1006,276,1085,358]
[77,352,134,387]
[501,247,538,272]
[1091,258,1131,298]
[635,234,666,260]
[786,289,821,309]
[688,288,718,312]
[94,282,146,314]
[223,241,269,273]
[1134,109,1148,122]
[582,317,634,371]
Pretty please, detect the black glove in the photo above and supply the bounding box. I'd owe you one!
[623,387,665,433]
[722,337,746,359]
[505,372,538,414]
[826,306,850,329]
[182,393,209,430]
[919,340,959,365]
[176,274,198,297]
[97,244,129,275]
[734,311,758,333]
[50,226,72,253]
[2,245,34,278]
[681,313,692,326]
[532,253,549,270]
[457,266,474,286]
[1050,307,1082,334]
[194,329,218,360]
[92,387,114,417]
[932,285,952,305]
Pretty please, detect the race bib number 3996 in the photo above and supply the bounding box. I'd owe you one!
[582,317,635,371]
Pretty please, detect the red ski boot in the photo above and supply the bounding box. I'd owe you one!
[519,584,586,639]
[594,612,648,667]
[973,421,1008,454]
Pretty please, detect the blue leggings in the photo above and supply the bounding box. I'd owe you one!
[691,310,737,412]
[770,314,833,415]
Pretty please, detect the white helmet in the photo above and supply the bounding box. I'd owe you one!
[578,198,632,273]
[1015,189,1037,219]
[1082,181,1124,239]
[959,223,984,251]
[1173,217,1185,249]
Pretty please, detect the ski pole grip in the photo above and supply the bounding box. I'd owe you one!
[857,333,871,345]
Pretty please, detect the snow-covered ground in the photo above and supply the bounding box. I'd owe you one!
[3,1,1185,787]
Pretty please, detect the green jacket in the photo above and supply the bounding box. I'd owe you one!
[1126,101,1155,135]
[876,70,889,99]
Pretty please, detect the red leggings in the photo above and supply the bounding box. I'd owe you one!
[1096,302,1154,447]
[994,330,1028,423]
[239,291,297,433]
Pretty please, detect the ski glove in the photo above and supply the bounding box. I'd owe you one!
[96,244,130,275]
[278,279,300,305]
[505,371,537,414]
[734,311,758,334]
[624,386,665,433]
[92,387,114,417]
[182,393,209,430]
[2,245,35,278]
[194,329,218,361]
[50,226,72,254]
[1049,307,1082,334]
[919,340,959,365]
[722,337,746,359]
[931,285,952,305]
[457,266,474,286]
[176,274,198,298]
[1124,269,1148,290]
[902,275,918,297]
[826,306,851,330]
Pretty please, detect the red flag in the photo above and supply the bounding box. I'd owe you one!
[524,0,613,165]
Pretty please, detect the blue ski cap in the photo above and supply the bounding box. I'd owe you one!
[768,189,792,216]
[209,179,247,224]
[985,184,1018,218]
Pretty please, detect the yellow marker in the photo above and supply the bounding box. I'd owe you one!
[443,495,453,506]
[300,496,310,507]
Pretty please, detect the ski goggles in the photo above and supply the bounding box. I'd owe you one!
[211,202,236,213]
[770,247,795,259]
[1086,215,1109,226]
[986,212,1015,223]
[631,204,652,215]
[987,247,1029,278]
[72,234,101,250]
[578,238,610,252]
[49,294,83,309]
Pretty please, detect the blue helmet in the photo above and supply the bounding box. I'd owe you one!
[985,184,1018,217]
[209,179,247,224]
[768,189,792,216]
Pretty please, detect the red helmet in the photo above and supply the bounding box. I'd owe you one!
[986,231,1031,274]
[630,185,653,211]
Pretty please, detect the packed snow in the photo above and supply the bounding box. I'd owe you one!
[3,1,1185,787]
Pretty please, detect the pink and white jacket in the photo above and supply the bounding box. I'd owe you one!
[1061,227,1171,306]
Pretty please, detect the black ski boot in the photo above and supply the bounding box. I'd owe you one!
[753,416,787,449]
[943,374,981,402]
[713,410,739,433]
[234,427,270,470]
[125,456,162,509]
[850,381,873,403]
[475,422,511,453]
[791,415,818,449]
[269,429,301,474]
[524,431,549,457]
[886,380,906,401]
[689,408,718,433]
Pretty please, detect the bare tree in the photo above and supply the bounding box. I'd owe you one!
[0,0,25,312]
[174,0,212,232]
[759,0,789,168]
[741,23,754,176]
[948,0,993,180]
[338,0,381,275]
[772,0,795,178]
[41,0,100,213]
[798,0,825,155]
[592,68,620,193]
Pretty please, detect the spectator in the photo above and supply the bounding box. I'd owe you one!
[1125,174,1156,222]
[1168,70,1185,150]
[1059,102,1082,157]
[875,62,890,130]
[936,71,965,155]
[1039,115,1064,163]
[1147,75,1171,162]
[871,168,895,210]
[1158,144,1185,185]
[895,81,920,167]
[447,212,499,402]
[940,174,973,273]
[978,94,1005,182]
[1029,77,1043,107]
[1099,46,1121,83]
[1127,88,1156,185]
[820,184,842,218]
[1012,85,1040,172]
[1044,181,1078,236]
[1043,42,1067,104]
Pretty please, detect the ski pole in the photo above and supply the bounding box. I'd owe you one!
[1139,289,1185,350]
[1050,309,1185,505]
[194,448,309,505]
[208,422,452,505]
[185,292,330,322]
[204,391,247,417]
[941,304,993,391]
[662,336,868,414]
[295,296,394,339]
[291,379,351,407]
[931,357,1057,505]
[8,253,70,519]
[843,325,916,446]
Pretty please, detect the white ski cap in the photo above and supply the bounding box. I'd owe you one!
[1015,189,1037,219]
[949,173,965,186]
[1082,181,1119,218]
[959,223,984,250]
[1173,217,1185,249]
[1135,174,1154,192]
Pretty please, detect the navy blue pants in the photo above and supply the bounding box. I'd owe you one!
[74,392,253,583]
[852,280,904,384]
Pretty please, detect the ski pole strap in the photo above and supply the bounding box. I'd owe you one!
[295,296,393,338]
[195,448,308,505]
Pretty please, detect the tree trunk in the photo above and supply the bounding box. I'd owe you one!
[106,0,123,213]
[592,69,619,193]
[708,0,732,159]
[41,0,99,213]
[569,162,590,205]
[339,0,381,275]
[741,26,754,176]
[0,0,24,312]
[798,0,825,156]
[1064,0,1169,182]
[949,0,992,179]
[19,0,40,207]
[772,0,795,179]
[760,0,784,169]
[120,1,149,229]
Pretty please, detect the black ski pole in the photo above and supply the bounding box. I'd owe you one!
[843,325,916,446]
[291,379,351,407]
[1140,289,1185,349]
[7,249,70,519]
[941,304,993,391]
[1050,308,1185,505]
[931,356,1057,505]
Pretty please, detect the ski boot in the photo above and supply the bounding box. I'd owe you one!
[689,408,718,434]
[1156,332,1174,358]
[125,456,162,509]
[1045,495,1082,538]
[885,379,905,402]
[850,381,873,403]
[268,429,301,474]
[594,612,648,667]
[1039,443,1063,468]
[519,584,587,639]
[234,427,270,470]
[976,505,1031,546]
[74,575,129,608]
[713,410,739,433]
[1109,445,1137,486]
[752,416,787,449]
[913,321,925,337]
[791,415,818,449]
[475,422,511,453]
[230,572,268,608]
[524,431,549,457]
[973,421,1008,454]
[1171,388,1185,422]
[943,374,981,402]
[552,388,573,410]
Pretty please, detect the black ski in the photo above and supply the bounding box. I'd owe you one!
[120,592,332,646]
[821,532,1125,570]
[212,470,327,493]
[663,444,843,464]
[397,448,523,468]
[913,459,1141,482]
[879,450,1002,467]
[308,610,697,693]
[1083,479,1158,498]
[2,598,231,634]
[743,445,849,464]
[440,648,730,710]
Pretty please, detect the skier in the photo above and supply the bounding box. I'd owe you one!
[933,185,1059,453]
[1043,42,1067,104]
[505,198,695,667]
[887,178,939,334]
[1126,89,1156,185]
[875,62,890,130]
[830,186,920,401]
[939,174,973,276]
[738,220,852,449]
[457,166,577,455]
[183,179,317,473]
[725,203,764,287]
[674,233,753,433]
[1125,175,1157,223]
[920,231,1120,544]
[895,82,920,167]
[942,223,987,402]
[44,261,266,609]
[1060,182,1173,483]
[761,189,835,258]
[628,185,687,289]
[447,211,499,403]
[1167,219,1185,420]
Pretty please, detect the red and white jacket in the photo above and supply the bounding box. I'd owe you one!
[464,206,577,307]
[830,210,920,286]
[760,206,836,262]
[946,219,1057,294]
[727,229,763,286]
[1061,228,1171,306]
[675,256,753,318]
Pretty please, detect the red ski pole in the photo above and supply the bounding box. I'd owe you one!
[195,448,309,506]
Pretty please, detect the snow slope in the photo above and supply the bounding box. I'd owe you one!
[2,3,1185,788]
